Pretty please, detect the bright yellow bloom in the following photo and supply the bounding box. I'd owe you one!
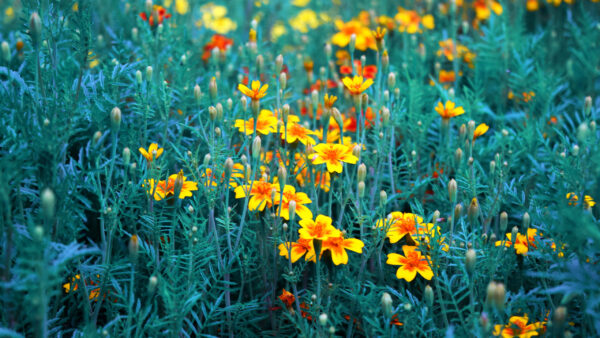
[281,123,317,145]
[139,143,164,162]
[234,180,276,211]
[331,19,376,51]
[238,80,268,101]
[527,0,540,11]
[493,315,545,338]
[311,143,358,173]
[321,235,364,265]
[474,0,503,20]
[342,76,373,95]
[495,229,538,255]
[273,185,313,220]
[435,101,465,120]
[289,9,321,33]
[278,238,316,263]
[145,172,198,201]
[376,212,432,244]
[473,123,490,141]
[196,3,237,34]
[395,7,434,34]
[386,246,434,281]
[234,109,278,135]
[298,214,340,241]
[566,192,595,208]
[323,93,338,109]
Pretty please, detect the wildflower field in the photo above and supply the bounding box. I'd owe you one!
[2,0,600,336]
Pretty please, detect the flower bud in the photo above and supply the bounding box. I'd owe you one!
[279,72,287,90]
[448,179,457,203]
[208,106,217,121]
[380,190,387,207]
[381,292,393,318]
[424,285,434,308]
[349,34,356,53]
[123,147,131,166]
[325,43,332,58]
[522,212,530,230]
[465,249,476,275]
[468,198,479,224]
[358,181,365,198]
[387,72,396,89]
[110,107,122,130]
[224,158,234,178]
[275,54,283,74]
[277,165,287,187]
[203,154,211,166]
[572,144,579,156]
[131,27,139,41]
[319,313,328,326]
[209,77,218,101]
[145,65,153,80]
[500,211,508,233]
[493,283,506,311]
[194,84,202,102]
[252,136,261,161]
[357,163,366,183]
[2,41,10,62]
[33,225,44,242]
[454,148,463,164]
[332,108,343,130]
[554,306,567,327]
[135,70,143,85]
[288,200,297,223]
[173,170,184,197]
[352,144,361,158]
[30,12,42,45]
[41,188,56,220]
[148,275,158,293]
[490,160,496,175]
[584,96,592,116]
[129,234,139,260]
[454,203,463,219]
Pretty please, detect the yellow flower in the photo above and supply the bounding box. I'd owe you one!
[473,123,490,141]
[566,192,595,208]
[139,143,164,163]
[495,229,538,255]
[376,212,430,243]
[196,3,237,34]
[321,234,364,265]
[238,80,268,101]
[145,173,198,201]
[493,315,545,338]
[270,21,287,42]
[342,76,373,96]
[273,185,313,220]
[311,143,358,173]
[435,101,465,120]
[395,7,434,34]
[386,246,434,281]
[292,0,311,6]
[527,0,540,11]
[289,9,321,33]
[474,0,503,20]
[279,238,316,263]
[234,109,278,135]
[331,19,376,51]
[298,214,340,241]
[234,180,276,211]
[281,122,317,145]
[323,94,338,109]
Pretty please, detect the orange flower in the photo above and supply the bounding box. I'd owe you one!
[234,109,278,135]
[473,123,489,141]
[495,229,538,255]
[234,180,276,211]
[311,143,358,173]
[340,60,377,79]
[386,246,434,281]
[145,171,198,201]
[342,75,373,95]
[238,80,268,101]
[473,0,503,20]
[376,212,434,244]
[139,5,171,26]
[298,214,340,241]
[435,100,465,120]
[273,185,313,220]
[278,289,295,309]
[493,315,545,338]
[281,123,317,145]
[395,7,434,34]
[331,19,376,51]
[323,93,338,109]
[321,234,364,265]
[139,143,164,163]
[278,238,316,263]
[372,26,387,42]
[202,34,233,61]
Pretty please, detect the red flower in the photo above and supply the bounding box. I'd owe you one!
[139,5,171,27]
[202,34,234,61]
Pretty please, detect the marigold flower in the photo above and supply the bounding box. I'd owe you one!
[331,19,376,51]
[234,180,276,211]
[372,26,387,41]
[342,76,373,96]
[273,185,313,220]
[278,238,316,263]
[323,93,338,110]
[473,123,489,141]
[311,143,358,173]
[202,34,233,61]
[493,315,545,338]
[146,173,198,201]
[376,212,433,244]
[495,228,538,255]
[238,80,268,101]
[298,214,340,241]
[387,246,433,281]
[435,100,465,120]
[395,7,434,34]
[234,109,278,135]
[281,123,317,145]
[139,143,164,163]
[278,289,296,309]
[321,234,364,265]
[139,5,171,26]
[473,0,503,20]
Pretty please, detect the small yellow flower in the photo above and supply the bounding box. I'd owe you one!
[139,143,164,163]
[342,76,373,96]
[323,93,338,109]
[234,110,278,135]
[311,143,358,173]
[473,123,490,141]
[435,101,465,120]
[386,246,433,281]
[238,80,268,101]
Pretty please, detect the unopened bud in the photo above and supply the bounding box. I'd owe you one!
[110,107,122,130]
[381,292,393,318]
[279,72,287,90]
[358,181,365,198]
[209,77,218,101]
[194,84,202,102]
[29,12,42,45]
[252,136,261,161]
[468,198,479,224]
[148,275,158,293]
[554,306,567,327]
[380,190,387,207]
[454,203,463,219]
[319,313,328,326]
[349,34,356,53]
[352,144,361,158]
[455,148,463,164]
[208,106,217,121]
[224,158,234,177]
[2,41,10,62]
[490,160,496,175]
[448,179,457,203]
[500,211,508,233]
[357,163,366,183]
[275,54,283,74]
[203,154,211,166]
[288,200,297,222]
[465,249,476,275]
[41,188,56,219]
[278,165,287,187]
[388,72,396,89]
[522,212,530,230]
[123,147,131,166]
[135,70,143,85]
[584,96,592,116]
[424,285,434,308]
[129,234,139,259]
[577,123,589,142]
[146,66,153,80]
